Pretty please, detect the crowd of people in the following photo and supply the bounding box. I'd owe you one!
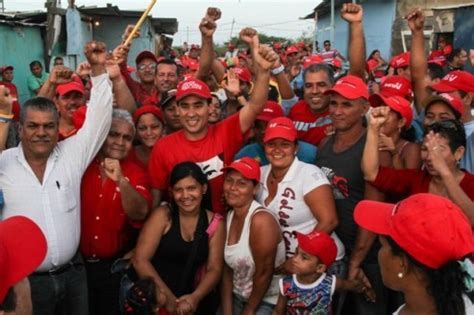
[0,3,473,315]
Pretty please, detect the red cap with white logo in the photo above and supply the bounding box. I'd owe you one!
[176,78,211,101]
[431,70,474,94]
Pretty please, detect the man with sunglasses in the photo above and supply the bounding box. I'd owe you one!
[320,40,346,64]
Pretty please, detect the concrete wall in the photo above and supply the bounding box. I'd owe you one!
[315,0,396,62]
[0,24,45,103]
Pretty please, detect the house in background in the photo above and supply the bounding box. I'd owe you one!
[0,3,177,103]
[303,0,474,63]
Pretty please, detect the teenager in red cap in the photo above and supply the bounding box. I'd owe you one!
[273,231,368,315]
[55,80,86,140]
[221,157,285,314]
[354,193,474,315]
[362,106,474,226]
[257,116,344,276]
[0,216,47,313]
[369,93,421,170]
[129,105,165,169]
[159,89,182,134]
[148,20,278,213]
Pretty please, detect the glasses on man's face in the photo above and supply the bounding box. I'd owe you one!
[138,63,157,72]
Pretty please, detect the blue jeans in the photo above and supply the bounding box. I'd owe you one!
[28,254,88,315]
[232,294,274,315]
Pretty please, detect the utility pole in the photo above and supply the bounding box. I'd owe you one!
[45,0,58,70]
[186,26,189,43]
[230,18,235,41]
[0,0,4,13]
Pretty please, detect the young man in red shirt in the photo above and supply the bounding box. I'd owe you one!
[80,109,151,315]
[148,9,278,213]
[0,66,20,121]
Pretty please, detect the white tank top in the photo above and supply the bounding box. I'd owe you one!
[224,200,286,305]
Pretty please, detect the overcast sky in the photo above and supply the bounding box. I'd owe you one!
[7,0,319,45]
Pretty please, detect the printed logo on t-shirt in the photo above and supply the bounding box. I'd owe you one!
[320,166,349,199]
[293,116,332,132]
[196,154,224,181]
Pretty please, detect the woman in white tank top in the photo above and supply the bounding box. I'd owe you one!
[221,157,286,315]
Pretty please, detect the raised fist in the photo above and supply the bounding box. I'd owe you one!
[49,66,74,85]
[406,8,424,32]
[206,7,221,21]
[253,44,279,72]
[239,27,259,49]
[341,3,363,23]
[0,86,13,115]
[84,41,107,66]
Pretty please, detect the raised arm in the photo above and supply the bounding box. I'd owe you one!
[362,106,390,181]
[271,58,295,99]
[407,8,429,113]
[196,7,221,81]
[62,41,113,172]
[37,66,74,99]
[238,28,278,133]
[105,58,136,113]
[341,3,366,79]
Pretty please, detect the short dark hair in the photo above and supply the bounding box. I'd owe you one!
[20,97,59,124]
[157,58,178,69]
[447,48,466,63]
[427,63,445,80]
[324,40,331,45]
[29,60,42,70]
[424,119,466,153]
[303,63,335,86]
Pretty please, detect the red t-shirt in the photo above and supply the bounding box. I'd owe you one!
[371,167,474,200]
[120,66,159,106]
[80,158,152,258]
[148,113,245,214]
[0,81,20,121]
[288,100,332,146]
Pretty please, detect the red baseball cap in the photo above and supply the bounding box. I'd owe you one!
[263,117,297,143]
[133,105,164,124]
[354,193,474,269]
[423,93,464,117]
[331,58,342,69]
[428,50,446,66]
[369,93,413,128]
[380,75,412,100]
[303,55,324,70]
[0,216,47,302]
[257,101,284,122]
[296,231,337,267]
[390,52,410,69]
[176,78,211,102]
[186,59,199,71]
[431,71,474,94]
[56,81,85,96]
[222,157,261,182]
[232,67,252,83]
[135,50,158,65]
[324,75,369,100]
[286,46,298,55]
[0,65,13,72]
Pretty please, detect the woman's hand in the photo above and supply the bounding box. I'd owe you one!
[175,294,198,315]
[368,106,390,132]
[424,131,452,176]
[378,133,396,154]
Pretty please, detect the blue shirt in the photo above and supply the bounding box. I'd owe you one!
[235,141,317,165]
[461,121,474,173]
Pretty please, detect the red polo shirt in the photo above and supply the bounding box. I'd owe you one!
[288,100,332,146]
[80,158,152,259]
[120,67,159,106]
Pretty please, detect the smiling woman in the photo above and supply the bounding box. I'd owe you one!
[133,162,225,314]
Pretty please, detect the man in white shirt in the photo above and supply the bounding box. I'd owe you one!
[0,41,113,315]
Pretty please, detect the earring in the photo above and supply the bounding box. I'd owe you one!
[397,272,404,278]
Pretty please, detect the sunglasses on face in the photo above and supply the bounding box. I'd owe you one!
[138,64,157,72]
